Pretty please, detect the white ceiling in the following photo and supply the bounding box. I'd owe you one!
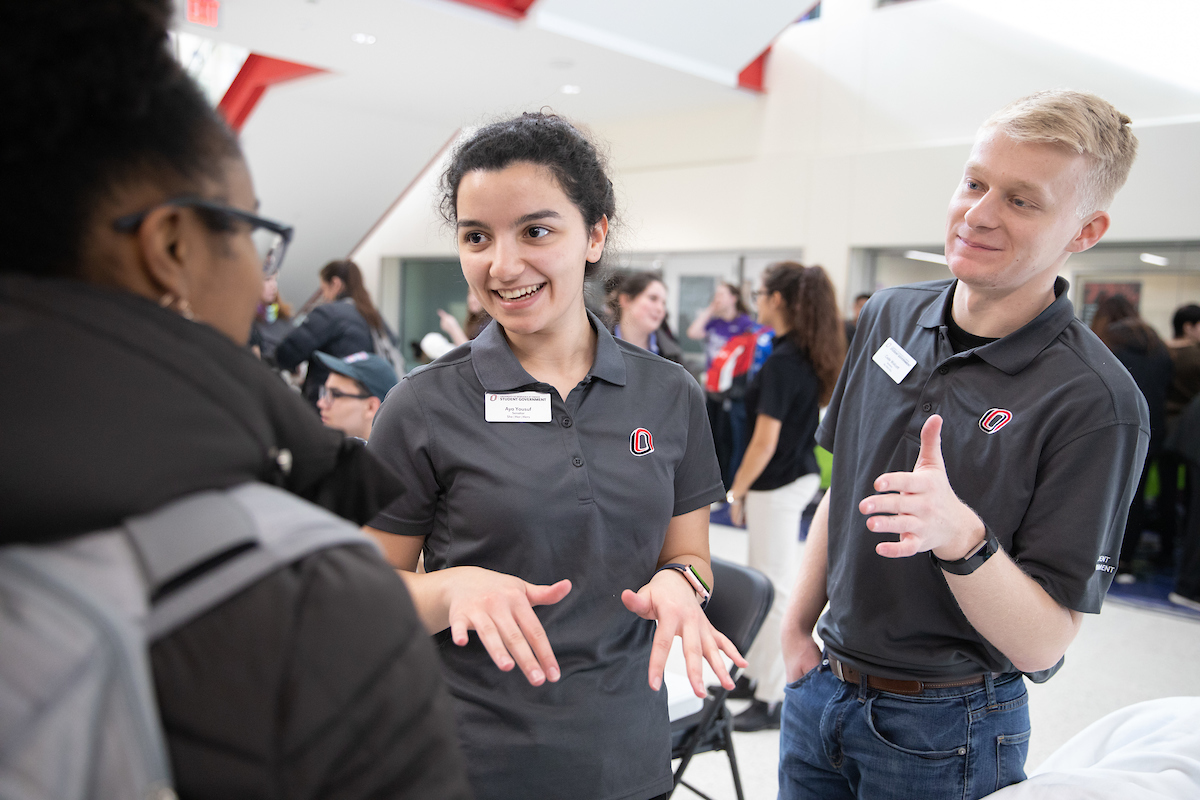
[175,0,801,299]
[174,0,1200,302]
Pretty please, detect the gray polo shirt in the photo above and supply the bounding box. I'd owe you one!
[367,312,724,800]
[816,278,1149,681]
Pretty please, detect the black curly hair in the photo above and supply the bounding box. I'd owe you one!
[0,0,242,276]
[439,112,616,273]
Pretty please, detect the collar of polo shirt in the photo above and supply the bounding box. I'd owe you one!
[472,309,628,392]
[919,277,1076,376]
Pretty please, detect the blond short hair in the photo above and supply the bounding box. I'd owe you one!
[981,90,1138,217]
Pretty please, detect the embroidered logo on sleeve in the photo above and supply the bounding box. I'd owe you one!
[978,408,1013,435]
[630,428,654,456]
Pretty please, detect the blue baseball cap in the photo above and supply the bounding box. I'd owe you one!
[314,351,398,400]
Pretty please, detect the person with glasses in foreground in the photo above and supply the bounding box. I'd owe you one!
[0,1,471,797]
[315,351,398,441]
[778,90,1148,800]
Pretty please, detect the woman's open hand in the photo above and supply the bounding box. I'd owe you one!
[622,569,747,698]
[446,567,571,686]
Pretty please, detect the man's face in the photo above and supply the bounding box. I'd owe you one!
[317,372,378,440]
[945,130,1104,297]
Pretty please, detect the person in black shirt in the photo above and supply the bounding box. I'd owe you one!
[725,262,846,731]
[778,90,1146,800]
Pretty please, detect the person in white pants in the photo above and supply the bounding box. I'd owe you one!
[726,262,847,731]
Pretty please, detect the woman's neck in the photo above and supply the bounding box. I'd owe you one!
[505,306,597,400]
[619,320,653,351]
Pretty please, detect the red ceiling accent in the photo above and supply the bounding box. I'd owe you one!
[738,46,770,93]
[445,0,538,20]
[186,0,220,27]
[217,54,327,132]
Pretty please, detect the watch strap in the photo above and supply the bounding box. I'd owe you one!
[656,562,711,609]
[930,527,1000,576]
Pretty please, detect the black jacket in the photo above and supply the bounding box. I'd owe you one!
[1,273,472,800]
[276,299,375,405]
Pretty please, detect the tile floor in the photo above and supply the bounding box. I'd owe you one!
[663,522,1200,800]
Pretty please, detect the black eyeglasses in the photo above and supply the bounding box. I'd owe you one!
[319,385,371,402]
[113,197,294,277]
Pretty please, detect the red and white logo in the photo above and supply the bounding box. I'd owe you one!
[630,428,654,456]
[979,408,1013,435]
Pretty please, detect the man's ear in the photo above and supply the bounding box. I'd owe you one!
[366,396,382,417]
[1067,211,1111,254]
[136,205,195,300]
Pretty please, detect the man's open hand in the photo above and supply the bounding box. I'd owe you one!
[858,414,986,561]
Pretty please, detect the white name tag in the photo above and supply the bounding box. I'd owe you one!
[484,392,552,423]
[873,338,917,384]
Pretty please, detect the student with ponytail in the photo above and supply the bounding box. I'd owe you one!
[724,261,846,731]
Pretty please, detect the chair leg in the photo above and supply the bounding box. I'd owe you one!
[679,779,720,800]
[722,714,746,800]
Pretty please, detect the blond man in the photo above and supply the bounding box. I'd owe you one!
[778,91,1149,799]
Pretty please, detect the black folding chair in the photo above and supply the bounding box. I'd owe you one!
[669,558,774,800]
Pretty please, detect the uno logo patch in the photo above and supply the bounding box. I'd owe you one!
[630,428,654,456]
[979,408,1013,435]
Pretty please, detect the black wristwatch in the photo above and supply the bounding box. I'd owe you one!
[930,528,1000,575]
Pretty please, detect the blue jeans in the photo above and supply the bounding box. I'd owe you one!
[778,661,1029,800]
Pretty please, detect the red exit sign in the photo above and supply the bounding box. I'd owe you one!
[187,0,220,27]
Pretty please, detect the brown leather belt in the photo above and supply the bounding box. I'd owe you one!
[826,653,987,697]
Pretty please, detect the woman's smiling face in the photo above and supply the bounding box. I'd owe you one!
[455,161,607,340]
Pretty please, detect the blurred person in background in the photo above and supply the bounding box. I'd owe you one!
[439,287,493,345]
[688,282,758,488]
[276,259,383,407]
[249,272,294,362]
[843,291,872,344]
[1092,294,1173,579]
[1160,303,1200,552]
[608,270,683,363]
[315,351,398,440]
[0,1,471,797]
[724,262,846,731]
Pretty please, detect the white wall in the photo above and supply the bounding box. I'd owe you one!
[348,132,460,312]
[355,0,1200,312]
[239,78,453,306]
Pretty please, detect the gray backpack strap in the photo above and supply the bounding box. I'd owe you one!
[127,483,379,641]
[0,532,174,800]
[0,483,371,800]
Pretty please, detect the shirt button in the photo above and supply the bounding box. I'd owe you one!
[562,417,573,428]
[572,457,584,467]
[938,366,949,375]
[922,402,932,412]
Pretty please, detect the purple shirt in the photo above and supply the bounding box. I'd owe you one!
[704,315,757,367]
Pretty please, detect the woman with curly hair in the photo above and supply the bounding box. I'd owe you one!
[365,112,744,800]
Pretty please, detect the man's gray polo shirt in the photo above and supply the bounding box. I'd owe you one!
[367,313,724,800]
[816,278,1149,681]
